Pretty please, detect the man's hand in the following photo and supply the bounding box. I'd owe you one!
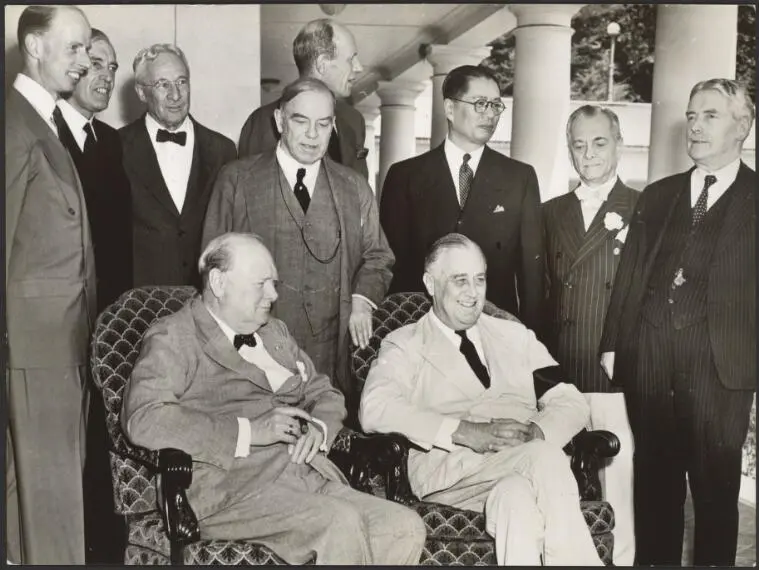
[349,296,373,348]
[452,419,532,454]
[600,351,615,380]
[248,406,313,447]
[288,423,325,464]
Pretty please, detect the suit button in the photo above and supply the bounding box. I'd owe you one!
[605,281,612,289]
[178,229,186,237]
[668,298,674,304]
[564,282,572,289]
[456,220,462,227]
[68,207,76,215]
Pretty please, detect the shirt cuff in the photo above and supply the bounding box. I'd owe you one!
[309,417,330,452]
[235,417,251,457]
[352,293,377,311]
[433,417,461,451]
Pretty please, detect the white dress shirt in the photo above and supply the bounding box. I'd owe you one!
[57,99,97,150]
[574,174,619,231]
[444,137,486,206]
[276,141,321,197]
[145,113,194,213]
[690,158,741,210]
[13,73,58,135]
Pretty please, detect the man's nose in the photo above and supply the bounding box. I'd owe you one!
[265,281,278,302]
[167,83,181,100]
[77,49,91,70]
[352,57,363,74]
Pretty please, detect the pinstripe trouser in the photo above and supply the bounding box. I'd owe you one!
[627,318,753,566]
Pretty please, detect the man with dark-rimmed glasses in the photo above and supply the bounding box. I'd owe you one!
[380,65,545,335]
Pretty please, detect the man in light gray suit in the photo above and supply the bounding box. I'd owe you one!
[202,77,394,418]
[122,232,425,565]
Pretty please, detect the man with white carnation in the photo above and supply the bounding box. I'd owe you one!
[541,104,640,566]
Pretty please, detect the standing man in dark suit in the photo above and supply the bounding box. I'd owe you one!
[120,43,236,289]
[600,78,756,566]
[380,65,544,333]
[543,105,638,566]
[238,19,368,179]
[5,5,94,564]
[203,78,393,417]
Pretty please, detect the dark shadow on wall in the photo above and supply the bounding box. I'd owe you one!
[5,42,23,94]
[118,75,144,125]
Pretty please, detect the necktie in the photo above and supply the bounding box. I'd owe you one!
[459,153,473,208]
[327,127,342,163]
[83,122,96,155]
[51,106,66,137]
[233,333,257,350]
[692,174,717,225]
[156,129,187,146]
[455,329,490,388]
[293,167,311,213]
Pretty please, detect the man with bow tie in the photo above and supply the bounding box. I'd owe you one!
[600,79,756,566]
[542,104,639,566]
[120,43,236,289]
[123,232,425,564]
[202,77,393,418]
[360,233,603,566]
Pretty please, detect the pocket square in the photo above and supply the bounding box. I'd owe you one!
[357,147,369,159]
[493,205,505,213]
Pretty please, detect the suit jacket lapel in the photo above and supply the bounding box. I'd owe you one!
[713,162,755,256]
[179,118,207,221]
[552,193,585,264]
[429,145,461,224]
[335,100,355,165]
[128,117,181,217]
[464,146,500,218]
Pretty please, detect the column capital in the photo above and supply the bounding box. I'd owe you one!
[355,100,381,124]
[376,80,427,108]
[508,4,583,27]
[424,44,493,75]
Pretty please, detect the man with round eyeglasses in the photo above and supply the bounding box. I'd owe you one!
[119,43,236,289]
[380,65,545,336]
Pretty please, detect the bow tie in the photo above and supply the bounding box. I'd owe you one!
[233,333,257,350]
[575,185,606,205]
[156,129,187,146]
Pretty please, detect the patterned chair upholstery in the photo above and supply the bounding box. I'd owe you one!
[352,292,619,565]
[89,286,406,565]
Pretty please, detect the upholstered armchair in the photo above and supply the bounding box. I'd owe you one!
[89,286,408,565]
[351,292,621,565]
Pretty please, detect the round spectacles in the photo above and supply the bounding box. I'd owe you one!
[450,97,506,115]
[140,77,190,93]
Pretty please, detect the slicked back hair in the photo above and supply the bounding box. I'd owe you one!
[198,232,265,291]
[566,104,623,143]
[293,18,337,76]
[442,65,499,101]
[17,5,63,54]
[278,76,335,111]
[424,233,486,275]
[690,78,755,137]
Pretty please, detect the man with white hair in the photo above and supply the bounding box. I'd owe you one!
[601,78,756,566]
[361,233,603,566]
[120,43,236,288]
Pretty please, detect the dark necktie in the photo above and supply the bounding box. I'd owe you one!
[51,106,67,138]
[233,333,257,350]
[293,167,311,213]
[456,329,490,388]
[156,129,187,146]
[459,153,473,208]
[327,127,342,163]
[692,174,717,225]
[83,122,96,155]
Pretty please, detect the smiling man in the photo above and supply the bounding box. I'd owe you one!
[360,233,603,566]
[600,78,756,566]
[380,65,545,335]
[202,77,393,419]
[119,43,236,289]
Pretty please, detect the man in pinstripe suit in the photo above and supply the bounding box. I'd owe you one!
[600,79,756,566]
[543,105,639,566]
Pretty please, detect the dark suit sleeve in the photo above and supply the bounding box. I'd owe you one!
[5,124,30,281]
[109,133,134,296]
[353,178,395,304]
[238,108,272,159]
[201,161,246,251]
[379,162,412,291]
[517,165,546,335]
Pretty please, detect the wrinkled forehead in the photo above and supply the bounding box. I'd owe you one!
[436,245,487,276]
[90,38,117,62]
[570,113,615,139]
[283,89,335,118]
[461,76,500,100]
[146,52,188,80]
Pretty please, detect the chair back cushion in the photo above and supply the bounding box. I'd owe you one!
[351,292,519,389]
[90,286,197,514]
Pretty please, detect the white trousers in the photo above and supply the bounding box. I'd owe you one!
[584,392,636,566]
[425,439,602,566]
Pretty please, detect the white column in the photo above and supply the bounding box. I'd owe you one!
[509,5,583,201]
[648,5,738,183]
[355,100,381,193]
[376,80,426,196]
[425,44,493,149]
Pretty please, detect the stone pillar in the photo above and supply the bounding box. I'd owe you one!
[376,80,426,197]
[425,44,493,149]
[648,5,738,183]
[355,100,381,193]
[509,4,583,201]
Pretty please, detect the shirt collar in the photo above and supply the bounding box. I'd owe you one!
[13,73,58,126]
[575,174,618,203]
[145,112,193,141]
[444,137,486,172]
[428,308,482,348]
[204,303,259,345]
[275,141,321,178]
[693,158,741,187]
[57,99,95,139]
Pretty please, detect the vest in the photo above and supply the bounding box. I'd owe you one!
[271,166,342,341]
[641,183,735,330]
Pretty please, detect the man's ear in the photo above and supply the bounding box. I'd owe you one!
[273,108,284,135]
[736,116,751,142]
[422,271,434,297]
[134,83,147,104]
[314,54,330,77]
[208,268,225,298]
[443,98,454,122]
[24,33,43,60]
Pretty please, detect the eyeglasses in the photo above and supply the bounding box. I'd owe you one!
[450,97,506,115]
[140,77,190,93]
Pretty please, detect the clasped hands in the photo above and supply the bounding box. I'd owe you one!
[248,406,324,464]
[452,418,544,454]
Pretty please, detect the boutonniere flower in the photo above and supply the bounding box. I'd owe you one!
[296,360,308,383]
[604,212,624,231]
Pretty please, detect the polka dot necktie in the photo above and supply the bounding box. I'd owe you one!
[692,174,717,225]
[459,153,473,209]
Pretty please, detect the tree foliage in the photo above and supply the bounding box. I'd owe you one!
[482,4,756,102]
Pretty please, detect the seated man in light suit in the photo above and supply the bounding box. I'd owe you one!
[122,232,425,565]
[360,233,603,566]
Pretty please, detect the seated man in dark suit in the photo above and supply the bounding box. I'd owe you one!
[56,27,132,310]
[238,19,368,179]
[122,232,425,565]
